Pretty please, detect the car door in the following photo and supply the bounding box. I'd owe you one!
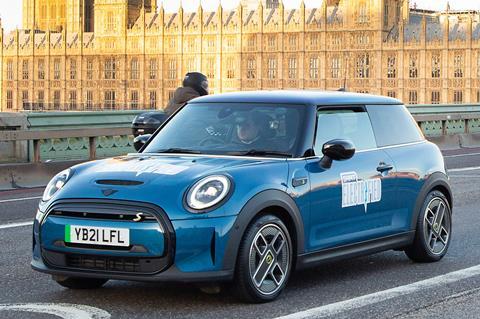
[306,106,399,252]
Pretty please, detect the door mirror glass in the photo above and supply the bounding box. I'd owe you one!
[133,134,152,152]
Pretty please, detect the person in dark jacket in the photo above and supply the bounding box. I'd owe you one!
[164,72,209,116]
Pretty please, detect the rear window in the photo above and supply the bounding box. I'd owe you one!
[366,105,424,147]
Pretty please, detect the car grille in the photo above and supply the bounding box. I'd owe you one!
[41,199,175,275]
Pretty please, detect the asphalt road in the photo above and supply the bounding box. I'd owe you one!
[0,149,479,319]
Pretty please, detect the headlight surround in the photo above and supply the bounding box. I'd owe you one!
[42,169,72,202]
[186,175,231,212]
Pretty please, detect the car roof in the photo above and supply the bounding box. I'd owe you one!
[189,90,403,106]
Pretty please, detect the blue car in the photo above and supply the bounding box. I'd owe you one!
[32,91,453,302]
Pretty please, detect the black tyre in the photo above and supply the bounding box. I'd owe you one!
[405,190,452,262]
[54,276,108,290]
[234,215,293,303]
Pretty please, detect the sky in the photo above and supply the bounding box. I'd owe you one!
[0,0,479,32]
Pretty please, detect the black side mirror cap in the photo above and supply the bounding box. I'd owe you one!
[133,134,153,152]
[320,139,356,169]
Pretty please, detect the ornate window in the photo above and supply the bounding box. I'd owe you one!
[54,59,61,80]
[357,2,369,23]
[454,53,464,78]
[149,58,158,80]
[106,11,116,32]
[387,91,396,98]
[168,59,177,80]
[130,58,139,80]
[288,58,297,79]
[247,58,256,79]
[387,56,396,78]
[331,56,341,79]
[453,90,463,104]
[68,91,77,110]
[149,91,157,109]
[310,33,319,48]
[130,91,139,110]
[6,90,13,109]
[267,58,277,79]
[309,57,319,79]
[431,53,441,78]
[409,53,418,78]
[431,91,440,104]
[289,35,298,49]
[22,91,29,109]
[37,59,45,80]
[69,59,77,80]
[37,91,45,110]
[248,36,256,50]
[22,60,29,80]
[104,90,116,110]
[476,52,480,78]
[53,91,61,110]
[268,36,276,49]
[356,53,370,78]
[86,59,94,80]
[6,60,14,80]
[104,58,116,80]
[86,91,93,110]
[226,57,235,79]
[408,91,418,105]
[205,57,215,79]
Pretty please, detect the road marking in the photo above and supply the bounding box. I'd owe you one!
[0,303,110,319]
[0,196,42,204]
[449,175,480,178]
[0,221,33,230]
[444,152,480,158]
[448,166,480,173]
[275,264,480,319]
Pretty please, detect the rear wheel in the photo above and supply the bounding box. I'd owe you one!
[234,215,293,303]
[405,190,452,262]
[53,276,108,290]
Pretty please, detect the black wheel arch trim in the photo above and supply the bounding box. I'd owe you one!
[222,189,305,270]
[410,172,453,230]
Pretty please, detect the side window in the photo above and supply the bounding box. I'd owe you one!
[366,105,424,147]
[314,107,377,154]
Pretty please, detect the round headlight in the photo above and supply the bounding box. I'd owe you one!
[186,175,231,211]
[42,169,72,202]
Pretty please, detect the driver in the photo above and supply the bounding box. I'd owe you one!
[235,111,272,146]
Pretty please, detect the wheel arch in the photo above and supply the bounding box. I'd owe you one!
[410,172,453,230]
[222,189,305,271]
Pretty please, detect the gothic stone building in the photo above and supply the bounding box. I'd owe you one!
[1,0,480,112]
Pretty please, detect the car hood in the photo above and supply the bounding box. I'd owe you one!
[49,154,289,220]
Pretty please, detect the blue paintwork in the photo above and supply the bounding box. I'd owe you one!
[32,91,449,282]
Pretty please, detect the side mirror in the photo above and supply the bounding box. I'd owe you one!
[133,134,152,152]
[320,139,356,169]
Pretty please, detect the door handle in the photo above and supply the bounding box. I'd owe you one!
[377,163,394,173]
[292,177,308,187]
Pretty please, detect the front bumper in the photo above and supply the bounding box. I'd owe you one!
[32,199,237,282]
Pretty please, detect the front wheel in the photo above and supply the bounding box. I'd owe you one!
[234,215,293,303]
[53,276,108,290]
[405,190,452,262]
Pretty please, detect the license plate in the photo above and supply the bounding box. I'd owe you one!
[65,225,130,247]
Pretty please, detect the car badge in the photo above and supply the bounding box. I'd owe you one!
[266,253,274,265]
[102,189,118,197]
[133,213,144,222]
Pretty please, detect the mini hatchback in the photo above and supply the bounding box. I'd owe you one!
[32,91,453,303]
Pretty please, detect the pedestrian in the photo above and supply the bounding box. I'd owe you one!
[164,72,209,116]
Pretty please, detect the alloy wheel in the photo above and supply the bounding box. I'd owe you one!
[423,197,451,255]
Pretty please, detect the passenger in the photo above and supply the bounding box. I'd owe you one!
[165,72,209,116]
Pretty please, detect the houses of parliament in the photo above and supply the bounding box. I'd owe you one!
[0,0,479,111]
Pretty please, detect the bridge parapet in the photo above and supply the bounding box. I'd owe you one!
[1,105,480,164]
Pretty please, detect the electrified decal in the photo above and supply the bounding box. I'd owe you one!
[341,172,382,212]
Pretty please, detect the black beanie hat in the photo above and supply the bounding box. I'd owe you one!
[183,72,209,96]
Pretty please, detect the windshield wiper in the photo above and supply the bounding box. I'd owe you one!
[155,148,201,154]
[228,150,293,158]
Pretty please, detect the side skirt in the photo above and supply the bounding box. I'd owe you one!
[296,231,415,270]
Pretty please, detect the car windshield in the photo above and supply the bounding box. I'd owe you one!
[143,103,305,157]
